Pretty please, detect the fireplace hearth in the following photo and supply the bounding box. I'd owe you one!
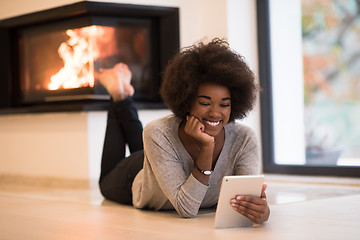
[0,1,179,113]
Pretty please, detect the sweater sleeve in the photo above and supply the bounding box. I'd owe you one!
[139,119,209,218]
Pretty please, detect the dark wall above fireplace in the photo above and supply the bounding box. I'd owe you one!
[0,1,179,114]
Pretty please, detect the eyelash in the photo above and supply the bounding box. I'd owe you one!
[199,102,230,108]
[199,102,210,106]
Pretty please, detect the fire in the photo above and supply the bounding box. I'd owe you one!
[48,25,105,90]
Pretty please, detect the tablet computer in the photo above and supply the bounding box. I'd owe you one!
[214,175,264,228]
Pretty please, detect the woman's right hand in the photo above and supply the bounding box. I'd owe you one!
[184,115,215,185]
[184,115,214,147]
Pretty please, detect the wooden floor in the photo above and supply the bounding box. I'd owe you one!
[1,175,360,240]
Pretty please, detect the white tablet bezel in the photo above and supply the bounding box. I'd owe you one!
[214,175,264,228]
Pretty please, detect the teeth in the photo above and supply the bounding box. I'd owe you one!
[206,120,220,126]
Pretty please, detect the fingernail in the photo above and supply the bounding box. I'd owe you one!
[236,196,242,200]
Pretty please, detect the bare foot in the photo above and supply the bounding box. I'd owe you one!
[96,63,134,102]
[114,63,135,97]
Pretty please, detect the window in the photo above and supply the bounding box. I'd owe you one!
[257,0,360,177]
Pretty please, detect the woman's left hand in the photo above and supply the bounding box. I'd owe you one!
[230,184,270,224]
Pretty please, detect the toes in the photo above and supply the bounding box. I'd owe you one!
[124,84,135,96]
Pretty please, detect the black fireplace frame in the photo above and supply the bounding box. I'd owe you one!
[0,1,179,113]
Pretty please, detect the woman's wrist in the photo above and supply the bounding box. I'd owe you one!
[199,141,215,151]
[194,160,213,175]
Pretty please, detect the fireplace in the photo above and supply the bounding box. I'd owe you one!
[0,1,179,112]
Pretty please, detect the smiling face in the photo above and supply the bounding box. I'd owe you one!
[189,83,231,137]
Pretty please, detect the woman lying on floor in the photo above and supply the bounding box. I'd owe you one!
[97,38,270,223]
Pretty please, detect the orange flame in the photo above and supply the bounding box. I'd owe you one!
[48,25,105,90]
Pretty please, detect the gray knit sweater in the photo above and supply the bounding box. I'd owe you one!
[132,114,260,218]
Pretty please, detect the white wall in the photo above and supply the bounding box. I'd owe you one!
[227,0,260,137]
[0,0,260,181]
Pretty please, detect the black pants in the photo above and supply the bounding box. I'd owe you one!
[99,97,144,205]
